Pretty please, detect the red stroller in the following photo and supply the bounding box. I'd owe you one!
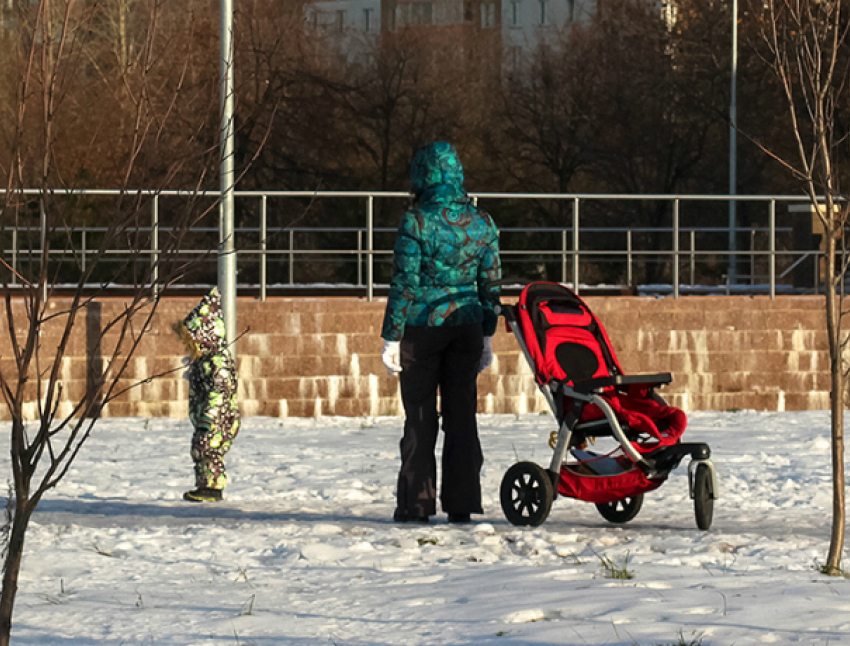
[498,282,717,530]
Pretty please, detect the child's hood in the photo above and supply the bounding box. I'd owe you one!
[181,287,228,356]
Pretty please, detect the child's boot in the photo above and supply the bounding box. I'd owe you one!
[183,488,223,502]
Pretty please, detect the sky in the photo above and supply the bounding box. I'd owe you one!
[1,409,848,646]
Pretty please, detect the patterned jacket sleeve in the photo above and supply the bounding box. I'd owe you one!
[381,211,423,341]
[477,217,501,337]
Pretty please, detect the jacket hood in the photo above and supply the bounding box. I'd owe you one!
[410,142,466,203]
[180,287,227,357]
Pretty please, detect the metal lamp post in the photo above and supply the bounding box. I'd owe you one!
[728,0,738,284]
[219,0,237,357]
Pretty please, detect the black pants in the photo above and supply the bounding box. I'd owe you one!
[396,324,484,518]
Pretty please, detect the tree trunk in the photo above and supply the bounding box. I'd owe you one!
[823,232,846,574]
[0,502,34,646]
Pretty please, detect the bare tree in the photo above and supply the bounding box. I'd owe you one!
[304,30,469,194]
[589,1,726,284]
[489,1,726,284]
[495,25,599,196]
[753,0,850,575]
[0,1,221,642]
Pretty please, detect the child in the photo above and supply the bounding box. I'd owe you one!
[174,287,241,502]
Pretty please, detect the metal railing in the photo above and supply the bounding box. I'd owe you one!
[0,189,829,299]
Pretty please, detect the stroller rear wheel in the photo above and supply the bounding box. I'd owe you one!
[693,462,714,530]
[595,494,643,524]
[500,461,554,527]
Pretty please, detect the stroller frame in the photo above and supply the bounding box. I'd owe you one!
[498,282,718,529]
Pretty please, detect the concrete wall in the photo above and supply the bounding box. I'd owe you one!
[0,295,832,421]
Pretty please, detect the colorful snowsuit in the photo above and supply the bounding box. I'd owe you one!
[381,142,501,342]
[177,288,240,491]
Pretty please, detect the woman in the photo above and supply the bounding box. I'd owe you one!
[381,141,501,524]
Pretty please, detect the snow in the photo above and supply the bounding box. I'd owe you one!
[2,409,849,645]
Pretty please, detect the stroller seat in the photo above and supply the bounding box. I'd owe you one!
[498,281,716,529]
[518,282,686,453]
[571,387,688,453]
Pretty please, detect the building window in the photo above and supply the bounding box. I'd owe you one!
[662,0,678,27]
[411,1,433,25]
[364,7,373,31]
[481,2,496,28]
[511,0,521,26]
[337,10,346,31]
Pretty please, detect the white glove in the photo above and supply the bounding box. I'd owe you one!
[478,337,493,373]
[382,340,402,376]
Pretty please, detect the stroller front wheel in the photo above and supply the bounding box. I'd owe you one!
[693,462,714,530]
[500,461,554,527]
[595,495,644,524]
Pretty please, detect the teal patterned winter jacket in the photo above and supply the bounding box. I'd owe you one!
[381,142,501,342]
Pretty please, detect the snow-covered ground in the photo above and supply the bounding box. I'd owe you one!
[2,410,849,646]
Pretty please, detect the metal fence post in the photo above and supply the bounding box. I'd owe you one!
[367,195,374,302]
[572,197,580,293]
[260,195,267,302]
[627,229,633,288]
[40,198,47,302]
[690,229,696,286]
[815,253,820,294]
[289,229,294,285]
[673,199,680,298]
[81,228,86,274]
[769,200,776,299]
[11,227,17,285]
[357,229,363,286]
[151,195,159,295]
[750,228,756,286]
[561,228,568,284]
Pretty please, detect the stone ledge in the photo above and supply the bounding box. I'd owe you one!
[0,295,839,419]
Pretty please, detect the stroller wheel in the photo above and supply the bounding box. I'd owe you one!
[595,495,643,524]
[693,462,714,530]
[500,461,554,527]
